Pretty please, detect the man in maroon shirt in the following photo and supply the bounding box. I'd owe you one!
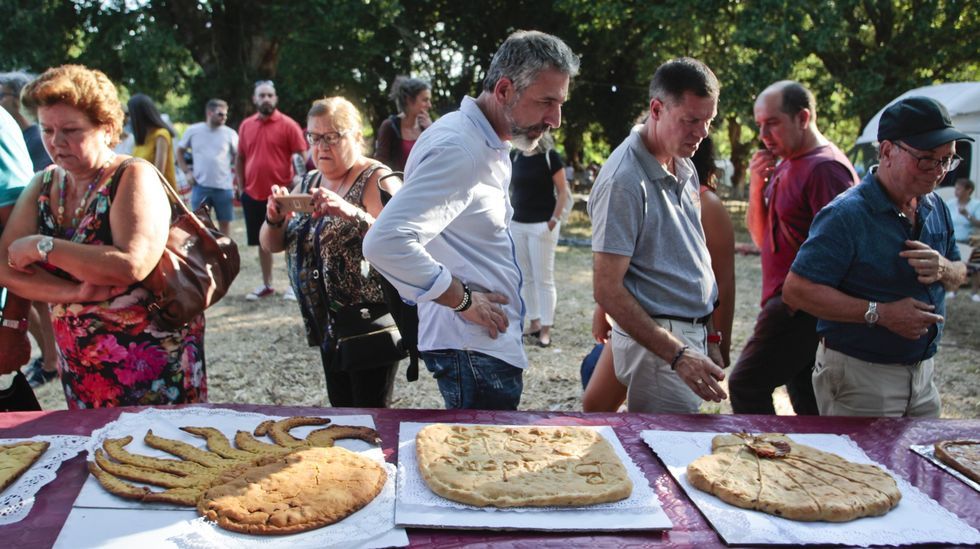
[730,81,858,415]
[235,81,307,300]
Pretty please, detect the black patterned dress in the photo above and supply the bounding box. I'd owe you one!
[284,163,388,354]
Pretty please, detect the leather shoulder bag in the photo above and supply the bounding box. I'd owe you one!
[138,160,241,330]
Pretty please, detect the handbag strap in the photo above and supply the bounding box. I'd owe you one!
[109,157,209,232]
[377,172,402,207]
[290,172,332,349]
[150,161,211,232]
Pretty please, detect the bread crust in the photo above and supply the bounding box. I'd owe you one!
[197,446,386,535]
[88,416,385,534]
[415,424,632,508]
[0,440,50,493]
[934,440,980,484]
[687,433,901,522]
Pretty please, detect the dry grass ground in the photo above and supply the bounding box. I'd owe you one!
[27,212,979,418]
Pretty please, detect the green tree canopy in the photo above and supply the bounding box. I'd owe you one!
[2,0,976,186]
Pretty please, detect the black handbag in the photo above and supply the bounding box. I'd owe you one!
[0,371,42,412]
[330,302,407,371]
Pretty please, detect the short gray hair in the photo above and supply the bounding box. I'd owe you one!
[0,70,35,98]
[482,30,579,94]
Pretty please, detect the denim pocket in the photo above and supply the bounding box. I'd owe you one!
[472,353,523,406]
[422,350,462,408]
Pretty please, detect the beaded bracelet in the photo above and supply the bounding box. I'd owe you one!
[452,282,473,312]
[669,345,689,370]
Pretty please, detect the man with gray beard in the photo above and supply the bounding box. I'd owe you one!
[364,30,579,410]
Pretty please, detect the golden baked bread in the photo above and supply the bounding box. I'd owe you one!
[687,433,901,522]
[415,424,633,508]
[88,416,385,530]
[198,446,387,535]
[0,440,49,493]
[934,439,980,484]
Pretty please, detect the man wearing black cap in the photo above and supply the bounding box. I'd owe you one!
[782,96,971,417]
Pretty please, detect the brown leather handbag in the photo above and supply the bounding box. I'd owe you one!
[139,161,241,330]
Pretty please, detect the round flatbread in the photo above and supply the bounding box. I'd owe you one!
[687,433,901,522]
[198,446,386,535]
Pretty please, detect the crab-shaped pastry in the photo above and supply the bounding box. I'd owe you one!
[87,416,387,535]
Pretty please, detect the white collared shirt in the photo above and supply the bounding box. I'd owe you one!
[364,97,528,369]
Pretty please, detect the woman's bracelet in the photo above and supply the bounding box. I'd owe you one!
[265,214,285,228]
[669,345,689,370]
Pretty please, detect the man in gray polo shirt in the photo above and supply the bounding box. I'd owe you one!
[589,58,727,414]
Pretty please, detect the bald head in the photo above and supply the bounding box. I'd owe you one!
[754,81,822,159]
[757,80,817,120]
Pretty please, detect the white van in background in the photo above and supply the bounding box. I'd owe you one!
[849,82,980,201]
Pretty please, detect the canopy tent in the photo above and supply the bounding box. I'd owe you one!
[856,82,980,145]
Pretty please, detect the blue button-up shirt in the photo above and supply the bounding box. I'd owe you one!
[791,168,960,364]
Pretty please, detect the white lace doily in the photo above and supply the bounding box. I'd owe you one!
[167,463,406,549]
[1,435,89,526]
[643,430,980,547]
[69,407,406,547]
[396,422,670,531]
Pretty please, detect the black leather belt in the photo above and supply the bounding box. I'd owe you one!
[653,312,712,325]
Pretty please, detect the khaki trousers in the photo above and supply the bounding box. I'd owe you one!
[612,318,707,414]
[813,342,941,417]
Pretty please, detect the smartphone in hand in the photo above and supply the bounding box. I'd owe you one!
[274,194,315,213]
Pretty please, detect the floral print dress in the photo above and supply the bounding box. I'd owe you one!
[37,160,207,409]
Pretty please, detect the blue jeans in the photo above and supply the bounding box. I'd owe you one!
[421,349,523,410]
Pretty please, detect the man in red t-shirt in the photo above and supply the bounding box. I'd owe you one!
[235,81,307,300]
[730,81,858,415]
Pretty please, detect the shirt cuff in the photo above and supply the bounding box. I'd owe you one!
[417,267,454,303]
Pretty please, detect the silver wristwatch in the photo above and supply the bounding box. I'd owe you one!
[37,235,54,262]
[864,301,879,327]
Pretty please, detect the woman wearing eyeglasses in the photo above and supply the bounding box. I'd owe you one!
[260,97,403,407]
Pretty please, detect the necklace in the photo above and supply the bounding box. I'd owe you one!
[58,154,115,231]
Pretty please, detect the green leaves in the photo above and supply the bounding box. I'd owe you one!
[4,0,976,182]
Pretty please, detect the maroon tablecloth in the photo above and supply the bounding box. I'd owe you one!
[1,404,977,548]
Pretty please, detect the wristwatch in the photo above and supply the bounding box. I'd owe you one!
[37,236,54,263]
[864,301,879,327]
